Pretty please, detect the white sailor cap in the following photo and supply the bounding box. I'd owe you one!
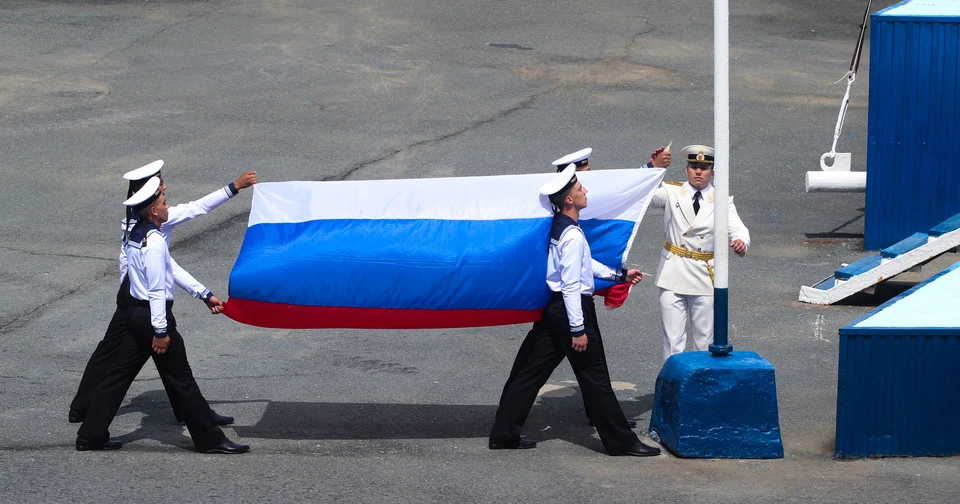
[679,145,714,165]
[123,176,162,213]
[551,147,592,172]
[123,160,164,181]
[123,160,164,197]
[539,163,578,197]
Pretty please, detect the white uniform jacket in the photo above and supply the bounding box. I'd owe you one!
[649,181,750,296]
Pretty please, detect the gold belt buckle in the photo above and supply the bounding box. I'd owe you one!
[683,249,693,258]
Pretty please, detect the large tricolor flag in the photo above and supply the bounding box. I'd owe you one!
[223,168,665,329]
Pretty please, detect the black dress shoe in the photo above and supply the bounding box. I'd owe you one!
[588,419,638,428]
[212,412,234,426]
[488,438,537,450]
[202,439,249,454]
[620,441,660,457]
[68,409,84,423]
[76,436,123,451]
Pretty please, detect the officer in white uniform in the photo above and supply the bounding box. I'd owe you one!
[69,160,257,424]
[489,164,660,457]
[76,177,249,454]
[646,145,750,361]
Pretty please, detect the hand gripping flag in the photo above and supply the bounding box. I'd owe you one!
[223,168,665,329]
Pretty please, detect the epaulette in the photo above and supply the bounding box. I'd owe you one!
[664,180,683,186]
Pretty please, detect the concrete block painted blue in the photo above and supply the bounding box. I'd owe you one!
[649,351,784,459]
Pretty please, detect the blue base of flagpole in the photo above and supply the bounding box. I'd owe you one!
[708,343,733,355]
[649,351,784,459]
[710,288,732,356]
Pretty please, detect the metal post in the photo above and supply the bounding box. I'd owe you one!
[710,0,732,356]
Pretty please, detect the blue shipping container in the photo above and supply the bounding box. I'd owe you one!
[865,0,960,250]
[836,262,960,458]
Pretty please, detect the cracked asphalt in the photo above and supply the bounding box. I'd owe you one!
[3,1,957,503]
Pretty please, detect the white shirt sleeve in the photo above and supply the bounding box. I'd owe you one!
[118,245,128,283]
[143,233,170,335]
[557,230,586,336]
[164,184,238,230]
[171,256,211,300]
[590,259,622,281]
[118,218,130,283]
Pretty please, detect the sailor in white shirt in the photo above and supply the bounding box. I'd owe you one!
[645,145,750,361]
[69,160,257,424]
[117,160,256,298]
[76,177,249,454]
[489,164,660,457]
[499,146,669,430]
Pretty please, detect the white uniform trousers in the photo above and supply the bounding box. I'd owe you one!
[658,288,714,362]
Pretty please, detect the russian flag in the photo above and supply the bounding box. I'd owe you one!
[223,168,665,329]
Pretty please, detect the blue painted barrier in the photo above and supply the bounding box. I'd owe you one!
[649,351,784,458]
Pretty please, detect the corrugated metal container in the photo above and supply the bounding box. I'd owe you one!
[835,262,960,457]
[865,0,960,250]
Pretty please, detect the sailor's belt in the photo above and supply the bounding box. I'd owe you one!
[664,242,715,284]
[132,299,174,308]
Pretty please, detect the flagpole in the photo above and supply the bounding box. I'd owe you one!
[710,0,732,356]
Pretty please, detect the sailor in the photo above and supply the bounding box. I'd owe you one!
[502,146,658,430]
[645,145,750,361]
[536,145,668,426]
[76,177,249,454]
[488,164,660,457]
[69,160,257,425]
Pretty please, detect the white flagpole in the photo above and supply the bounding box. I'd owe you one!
[711,0,732,356]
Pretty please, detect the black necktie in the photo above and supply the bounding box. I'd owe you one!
[693,191,702,215]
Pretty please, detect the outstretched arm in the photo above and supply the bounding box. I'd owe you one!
[164,170,259,228]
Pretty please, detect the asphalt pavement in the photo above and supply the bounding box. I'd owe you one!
[4,1,957,503]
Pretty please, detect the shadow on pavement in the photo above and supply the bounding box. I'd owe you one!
[119,389,654,454]
[113,391,195,450]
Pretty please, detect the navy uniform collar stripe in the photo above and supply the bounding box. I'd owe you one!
[126,220,162,245]
[550,214,579,241]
